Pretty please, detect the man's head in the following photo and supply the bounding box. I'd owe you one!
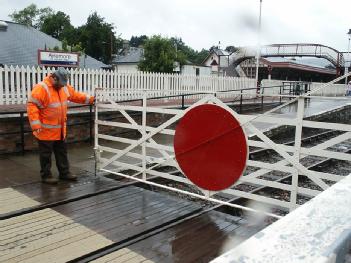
[52,67,69,89]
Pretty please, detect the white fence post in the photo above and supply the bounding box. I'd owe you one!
[0,67,3,105]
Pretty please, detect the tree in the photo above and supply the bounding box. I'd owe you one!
[170,37,209,65]
[138,35,181,73]
[9,4,53,28]
[9,4,38,26]
[40,11,75,41]
[76,12,121,64]
[225,45,238,53]
[170,37,194,62]
[195,49,210,64]
[36,7,55,29]
[130,35,148,47]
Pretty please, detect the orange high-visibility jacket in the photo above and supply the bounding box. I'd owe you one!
[27,75,94,141]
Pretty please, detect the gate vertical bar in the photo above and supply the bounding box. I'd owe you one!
[142,90,147,181]
[94,91,100,177]
[290,96,304,210]
[20,112,25,155]
[0,67,3,105]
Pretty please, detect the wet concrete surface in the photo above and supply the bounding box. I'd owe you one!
[269,98,350,118]
[0,142,95,188]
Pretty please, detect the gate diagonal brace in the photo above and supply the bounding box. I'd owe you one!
[246,124,329,190]
[113,102,171,160]
[245,131,351,180]
[208,96,329,190]
[99,96,214,170]
[96,90,172,164]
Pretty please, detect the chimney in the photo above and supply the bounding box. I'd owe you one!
[122,40,129,56]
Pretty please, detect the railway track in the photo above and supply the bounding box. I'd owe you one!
[70,127,351,262]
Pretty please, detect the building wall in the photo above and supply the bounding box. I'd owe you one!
[181,65,211,76]
[114,64,139,72]
[0,110,173,154]
[203,53,229,68]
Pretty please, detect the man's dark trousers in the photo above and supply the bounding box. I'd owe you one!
[38,140,70,178]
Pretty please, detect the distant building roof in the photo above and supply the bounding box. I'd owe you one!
[0,20,107,69]
[261,57,336,75]
[202,48,230,65]
[264,57,334,68]
[112,47,143,64]
[212,48,230,56]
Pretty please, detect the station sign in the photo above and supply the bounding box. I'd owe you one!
[38,50,79,67]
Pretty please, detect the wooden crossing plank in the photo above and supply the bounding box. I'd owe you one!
[0,176,122,217]
[109,211,262,263]
[0,188,40,214]
[53,186,201,243]
[0,209,113,263]
[0,186,201,263]
[92,248,153,263]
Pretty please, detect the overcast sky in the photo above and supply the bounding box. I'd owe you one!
[1,0,351,52]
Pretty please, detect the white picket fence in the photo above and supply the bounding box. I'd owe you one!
[0,65,257,105]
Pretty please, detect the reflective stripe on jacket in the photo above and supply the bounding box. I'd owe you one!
[27,75,94,141]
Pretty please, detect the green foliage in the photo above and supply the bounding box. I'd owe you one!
[48,39,84,54]
[9,4,214,66]
[195,49,211,64]
[40,11,74,41]
[36,7,54,29]
[9,4,123,64]
[9,4,39,26]
[170,37,209,64]
[76,12,121,64]
[9,4,53,28]
[130,35,148,47]
[138,35,181,73]
[225,45,238,53]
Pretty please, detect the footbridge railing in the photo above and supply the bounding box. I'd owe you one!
[230,44,345,74]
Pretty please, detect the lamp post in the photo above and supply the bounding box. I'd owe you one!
[345,29,351,85]
[255,0,263,90]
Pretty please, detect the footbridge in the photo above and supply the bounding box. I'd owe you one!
[230,43,345,75]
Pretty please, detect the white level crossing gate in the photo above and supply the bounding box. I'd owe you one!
[94,73,351,218]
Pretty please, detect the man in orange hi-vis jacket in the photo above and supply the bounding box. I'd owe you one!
[27,67,95,184]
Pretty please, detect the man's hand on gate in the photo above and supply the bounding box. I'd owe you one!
[89,96,95,105]
[33,128,42,136]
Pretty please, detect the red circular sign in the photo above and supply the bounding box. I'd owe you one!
[174,104,248,191]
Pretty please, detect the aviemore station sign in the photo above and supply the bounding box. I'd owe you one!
[38,50,80,67]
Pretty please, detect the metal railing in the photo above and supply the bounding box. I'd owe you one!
[0,86,285,155]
